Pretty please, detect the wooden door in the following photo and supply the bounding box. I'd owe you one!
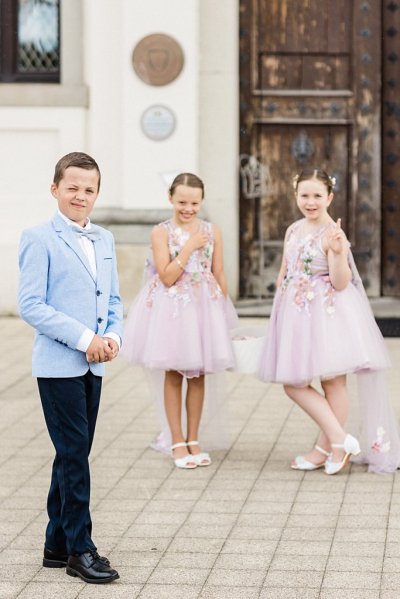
[239,0,382,297]
[382,1,400,295]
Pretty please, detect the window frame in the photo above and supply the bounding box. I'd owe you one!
[0,0,60,83]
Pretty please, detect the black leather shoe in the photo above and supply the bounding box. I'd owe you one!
[43,546,110,568]
[90,551,111,566]
[66,551,119,584]
[43,547,68,568]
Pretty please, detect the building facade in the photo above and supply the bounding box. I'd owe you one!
[1,0,399,315]
[0,0,239,314]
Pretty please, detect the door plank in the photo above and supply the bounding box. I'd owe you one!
[240,0,381,297]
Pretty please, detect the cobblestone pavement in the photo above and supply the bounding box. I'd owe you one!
[1,317,400,599]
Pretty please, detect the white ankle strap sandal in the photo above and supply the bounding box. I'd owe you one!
[291,444,330,471]
[324,434,361,475]
[187,441,212,466]
[171,442,197,469]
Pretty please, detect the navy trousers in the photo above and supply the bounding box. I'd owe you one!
[37,371,102,555]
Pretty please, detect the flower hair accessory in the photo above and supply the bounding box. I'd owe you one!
[292,172,336,190]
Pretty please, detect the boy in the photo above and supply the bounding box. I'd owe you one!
[19,152,122,584]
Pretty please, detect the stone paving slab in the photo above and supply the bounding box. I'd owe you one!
[1,317,400,598]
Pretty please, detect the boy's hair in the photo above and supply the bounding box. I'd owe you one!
[169,173,205,199]
[53,152,101,191]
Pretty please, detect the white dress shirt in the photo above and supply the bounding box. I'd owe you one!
[58,210,121,353]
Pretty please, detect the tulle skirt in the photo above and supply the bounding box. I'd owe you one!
[258,279,391,387]
[354,371,400,473]
[121,278,238,377]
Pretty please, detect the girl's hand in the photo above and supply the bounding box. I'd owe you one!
[327,218,347,255]
[188,230,209,251]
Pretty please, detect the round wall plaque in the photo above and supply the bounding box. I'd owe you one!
[141,105,176,141]
[132,33,184,86]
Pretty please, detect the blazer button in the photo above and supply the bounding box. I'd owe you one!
[96,290,101,296]
[97,317,103,323]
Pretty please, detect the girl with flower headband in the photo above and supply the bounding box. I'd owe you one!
[258,167,400,474]
[121,173,238,469]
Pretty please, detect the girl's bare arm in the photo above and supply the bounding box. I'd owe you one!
[211,224,228,296]
[325,219,352,291]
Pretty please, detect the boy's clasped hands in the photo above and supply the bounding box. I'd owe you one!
[86,335,119,363]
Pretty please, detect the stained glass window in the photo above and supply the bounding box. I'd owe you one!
[18,0,59,73]
[0,0,60,82]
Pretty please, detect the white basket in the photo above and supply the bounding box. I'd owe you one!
[231,325,266,374]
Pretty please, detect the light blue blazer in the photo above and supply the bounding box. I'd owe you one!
[19,213,123,378]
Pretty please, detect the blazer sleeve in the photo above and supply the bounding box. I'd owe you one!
[103,234,123,343]
[18,229,88,349]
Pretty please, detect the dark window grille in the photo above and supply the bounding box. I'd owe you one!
[0,0,60,83]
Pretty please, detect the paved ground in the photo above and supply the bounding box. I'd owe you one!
[1,316,400,599]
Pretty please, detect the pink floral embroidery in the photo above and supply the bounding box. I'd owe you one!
[165,271,222,317]
[146,220,222,317]
[293,275,317,314]
[204,272,223,300]
[285,226,336,316]
[371,427,391,453]
[322,278,336,316]
[146,275,160,307]
[167,276,192,318]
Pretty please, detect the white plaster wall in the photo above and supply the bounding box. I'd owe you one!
[83,0,123,208]
[199,0,239,298]
[84,0,199,210]
[0,108,86,313]
[83,0,239,295]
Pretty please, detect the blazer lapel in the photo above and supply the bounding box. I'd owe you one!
[52,214,96,282]
[93,231,107,282]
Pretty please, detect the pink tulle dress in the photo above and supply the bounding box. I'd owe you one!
[122,219,238,376]
[258,218,400,473]
[121,219,238,453]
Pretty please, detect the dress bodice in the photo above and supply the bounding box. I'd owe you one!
[162,219,214,274]
[285,219,333,279]
[145,218,222,315]
[281,219,341,315]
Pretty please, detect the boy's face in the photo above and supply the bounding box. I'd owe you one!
[50,166,100,226]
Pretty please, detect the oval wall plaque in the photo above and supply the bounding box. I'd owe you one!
[141,105,176,141]
[132,33,184,86]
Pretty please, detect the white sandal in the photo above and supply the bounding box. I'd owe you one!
[171,442,197,469]
[324,434,361,475]
[291,445,330,471]
[187,441,212,466]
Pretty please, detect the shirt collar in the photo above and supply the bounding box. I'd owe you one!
[58,210,92,231]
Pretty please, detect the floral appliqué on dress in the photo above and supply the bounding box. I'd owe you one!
[282,227,336,316]
[146,221,222,317]
[371,427,391,453]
